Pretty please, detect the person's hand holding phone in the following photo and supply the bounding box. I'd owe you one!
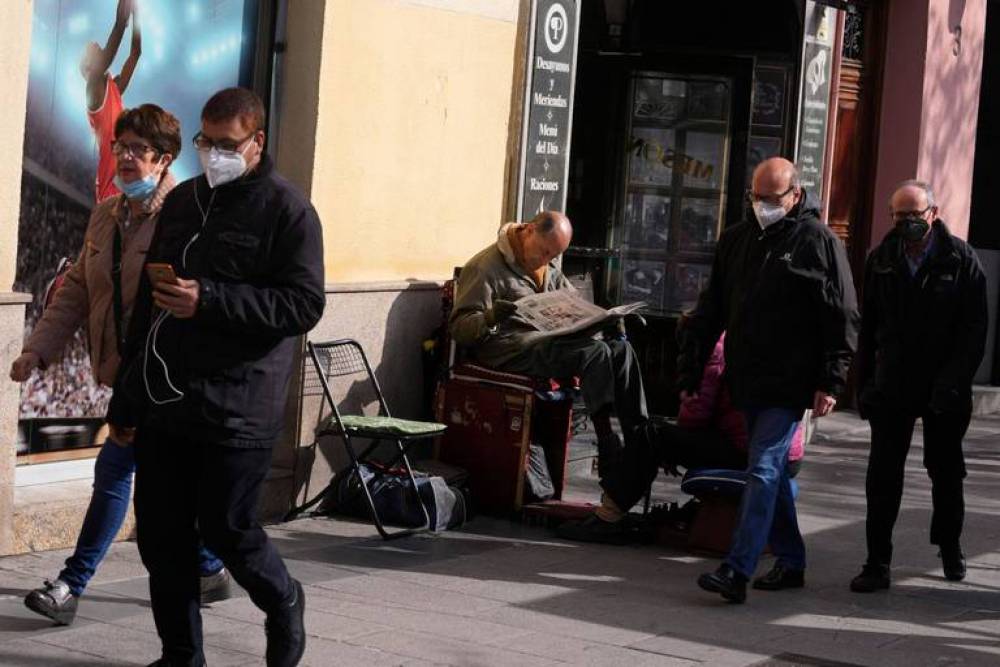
[154,279,200,318]
[147,263,200,319]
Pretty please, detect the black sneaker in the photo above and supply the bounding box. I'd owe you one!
[849,564,890,592]
[200,567,233,605]
[697,564,747,603]
[556,514,630,546]
[753,564,805,591]
[266,578,306,667]
[24,579,78,626]
[940,546,967,581]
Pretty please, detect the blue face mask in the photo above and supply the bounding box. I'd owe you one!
[114,172,159,201]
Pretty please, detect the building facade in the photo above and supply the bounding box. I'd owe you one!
[0,0,988,554]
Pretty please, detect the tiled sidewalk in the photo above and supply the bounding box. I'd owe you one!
[0,411,997,666]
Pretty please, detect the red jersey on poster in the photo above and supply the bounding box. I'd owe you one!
[87,74,124,202]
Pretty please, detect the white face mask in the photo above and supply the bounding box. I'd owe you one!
[199,142,252,188]
[753,201,787,229]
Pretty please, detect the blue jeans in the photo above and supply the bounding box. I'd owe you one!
[725,408,806,578]
[58,439,224,597]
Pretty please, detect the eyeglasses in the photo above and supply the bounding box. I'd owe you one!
[192,131,255,153]
[111,141,157,159]
[745,185,795,206]
[891,206,933,222]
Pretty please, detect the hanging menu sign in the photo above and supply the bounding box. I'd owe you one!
[794,1,838,201]
[516,0,580,220]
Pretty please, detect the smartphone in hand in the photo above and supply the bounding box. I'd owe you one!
[146,262,179,286]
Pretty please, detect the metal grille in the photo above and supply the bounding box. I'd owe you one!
[312,342,369,378]
[842,6,865,60]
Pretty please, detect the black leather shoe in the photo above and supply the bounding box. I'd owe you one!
[556,514,630,546]
[940,546,966,581]
[753,564,805,591]
[24,579,78,626]
[697,564,747,603]
[266,579,306,667]
[849,564,890,592]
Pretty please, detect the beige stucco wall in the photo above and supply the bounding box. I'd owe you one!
[279,0,521,283]
[0,2,33,555]
[0,1,32,290]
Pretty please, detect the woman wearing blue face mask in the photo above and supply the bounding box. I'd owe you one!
[11,104,231,625]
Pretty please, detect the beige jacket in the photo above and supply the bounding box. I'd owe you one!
[449,222,573,367]
[24,173,176,386]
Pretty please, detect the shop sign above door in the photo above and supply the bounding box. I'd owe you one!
[516,0,580,220]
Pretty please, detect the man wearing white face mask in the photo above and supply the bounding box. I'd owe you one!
[678,157,859,603]
[108,88,324,666]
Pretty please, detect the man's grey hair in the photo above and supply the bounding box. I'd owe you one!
[891,179,936,208]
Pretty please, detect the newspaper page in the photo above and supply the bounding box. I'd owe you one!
[513,290,645,338]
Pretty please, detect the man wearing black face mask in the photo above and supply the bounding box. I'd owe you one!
[851,180,987,593]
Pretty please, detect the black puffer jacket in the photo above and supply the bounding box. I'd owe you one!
[108,155,325,446]
[678,191,859,410]
[856,220,987,418]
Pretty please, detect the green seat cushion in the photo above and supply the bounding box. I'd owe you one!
[321,414,447,437]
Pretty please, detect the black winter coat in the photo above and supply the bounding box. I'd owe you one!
[108,155,326,446]
[856,220,987,418]
[678,192,859,410]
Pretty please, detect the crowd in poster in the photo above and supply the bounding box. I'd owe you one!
[15,0,250,433]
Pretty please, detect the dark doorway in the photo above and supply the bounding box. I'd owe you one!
[969,0,1000,384]
[564,0,804,414]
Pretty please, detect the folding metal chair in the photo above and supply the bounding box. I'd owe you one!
[286,339,446,539]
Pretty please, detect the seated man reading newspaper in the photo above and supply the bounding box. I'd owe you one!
[450,211,647,477]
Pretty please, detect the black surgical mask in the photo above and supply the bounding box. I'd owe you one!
[896,216,930,242]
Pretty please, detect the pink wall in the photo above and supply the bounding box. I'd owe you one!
[918,0,986,240]
[869,0,986,248]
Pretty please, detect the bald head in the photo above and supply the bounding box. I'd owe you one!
[751,157,800,198]
[890,180,936,214]
[749,157,802,227]
[518,211,573,272]
[530,211,572,243]
[889,180,937,244]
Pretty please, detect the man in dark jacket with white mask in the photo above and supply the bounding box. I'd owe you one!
[108,87,325,666]
[680,157,859,603]
[850,180,987,593]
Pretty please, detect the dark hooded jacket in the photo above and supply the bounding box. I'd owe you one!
[678,191,859,411]
[856,219,987,418]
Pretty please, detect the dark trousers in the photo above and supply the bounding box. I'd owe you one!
[865,410,970,566]
[134,427,294,665]
[500,335,648,430]
[601,421,749,511]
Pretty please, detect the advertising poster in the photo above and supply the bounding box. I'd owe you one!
[15,0,255,453]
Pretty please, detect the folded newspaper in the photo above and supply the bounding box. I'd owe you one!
[513,290,646,338]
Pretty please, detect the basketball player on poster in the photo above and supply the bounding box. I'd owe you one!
[81,0,141,201]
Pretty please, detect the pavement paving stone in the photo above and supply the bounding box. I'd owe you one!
[0,410,997,665]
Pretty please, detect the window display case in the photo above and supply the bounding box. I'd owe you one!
[614,72,732,315]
